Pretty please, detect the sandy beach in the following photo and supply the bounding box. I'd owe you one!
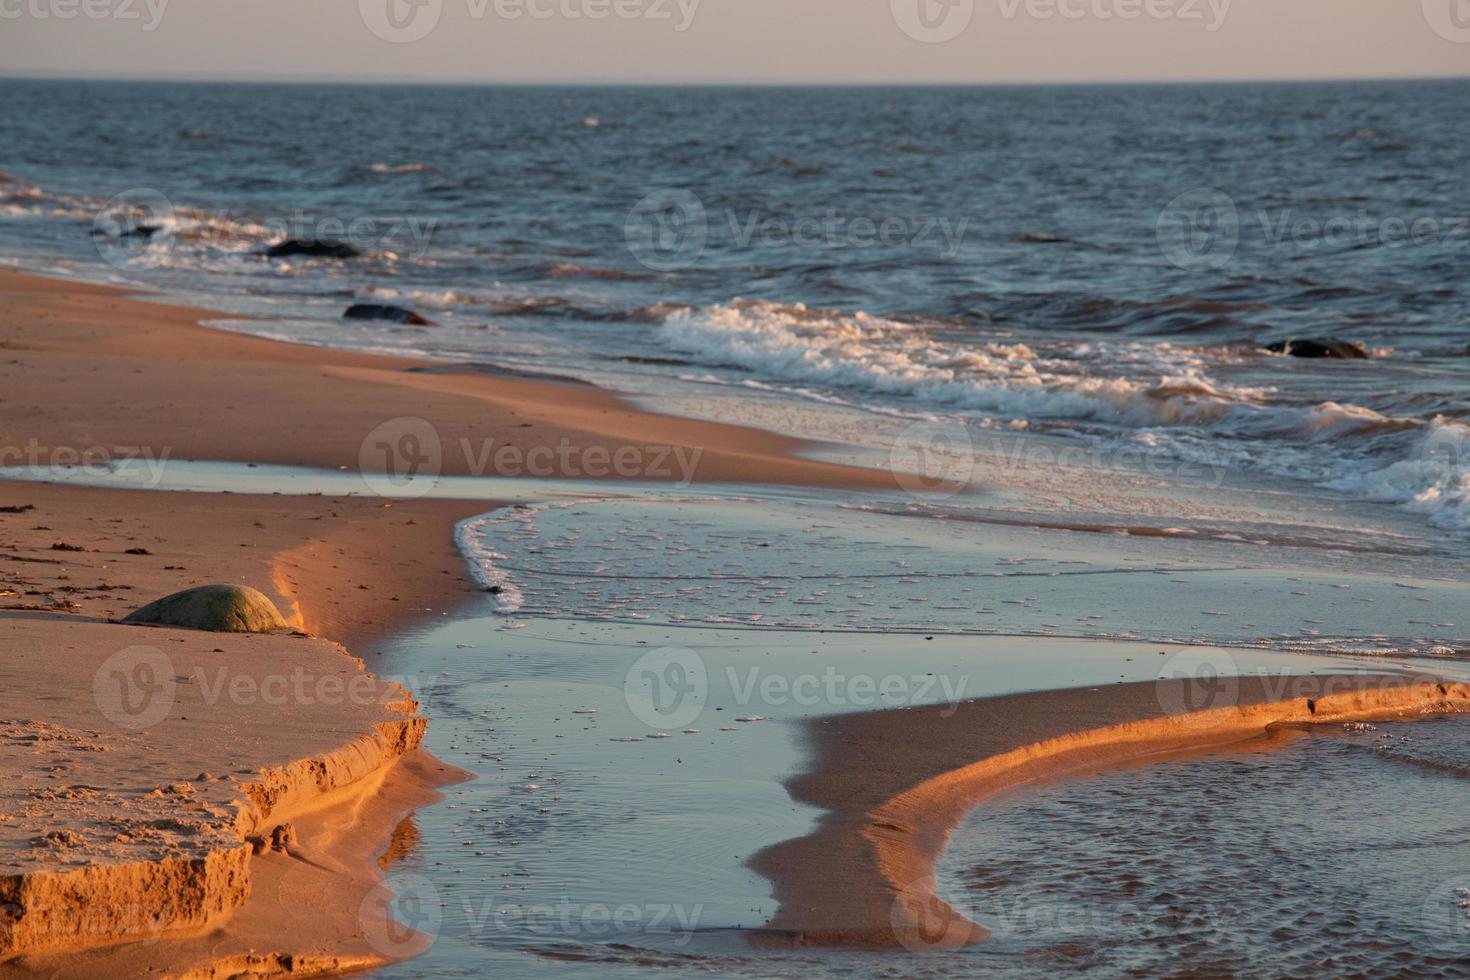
[0,269,896,974]
[4,56,1469,980]
[1,264,1467,976]
[0,271,898,490]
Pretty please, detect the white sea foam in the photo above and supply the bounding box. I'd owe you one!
[455,506,542,614]
[1326,418,1470,528]
[654,300,1408,439]
[368,162,432,174]
[654,300,1465,526]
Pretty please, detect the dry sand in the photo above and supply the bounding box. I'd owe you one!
[751,672,1470,951]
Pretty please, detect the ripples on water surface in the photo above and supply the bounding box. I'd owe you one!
[2,79,1469,529]
[940,715,1470,977]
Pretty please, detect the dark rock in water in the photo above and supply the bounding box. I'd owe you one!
[263,239,360,259]
[90,223,160,239]
[121,584,290,633]
[343,303,434,326]
[1264,338,1369,359]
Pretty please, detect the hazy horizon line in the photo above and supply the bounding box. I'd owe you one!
[3,70,1469,87]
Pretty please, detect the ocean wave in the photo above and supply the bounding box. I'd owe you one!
[368,162,434,174]
[543,261,655,283]
[9,172,410,273]
[0,178,48,206]
[653,299,1468,526]
[654,300,1403,437]
[1326,418,1470,528]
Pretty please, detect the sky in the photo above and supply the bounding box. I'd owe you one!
[0,0,1467,84]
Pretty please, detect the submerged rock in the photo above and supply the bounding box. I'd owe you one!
[1264,338,1369,359]
[121,584,289,633]
[343,303,434,326]
[262,239,360,259]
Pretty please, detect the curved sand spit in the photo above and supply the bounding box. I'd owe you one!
[753,673,1470,951]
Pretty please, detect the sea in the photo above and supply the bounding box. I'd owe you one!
[2,78,1468,978]
[1,78,1468,529]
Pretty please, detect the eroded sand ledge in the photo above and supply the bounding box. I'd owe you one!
[0,483,501,975]
[752,673,1470,950]
[1,661,425,963]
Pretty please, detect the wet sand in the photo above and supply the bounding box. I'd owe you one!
[0,270,898,490]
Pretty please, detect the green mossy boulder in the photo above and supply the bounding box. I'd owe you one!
[121,584,289,633]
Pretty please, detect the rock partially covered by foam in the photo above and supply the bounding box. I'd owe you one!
[121,584,290,633]
[1265,338,1369,359]
[262,239,359,259]
[343,303,434,326]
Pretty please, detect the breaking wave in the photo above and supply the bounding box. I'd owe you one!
[654,300,1467,526]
